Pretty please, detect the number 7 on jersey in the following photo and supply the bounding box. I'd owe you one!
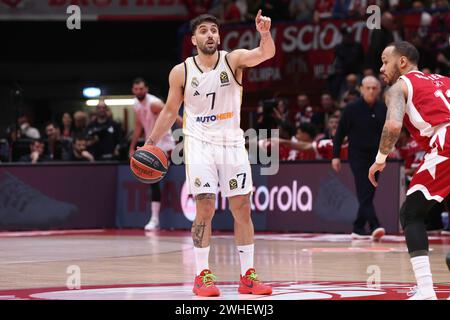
[206,92,216,110]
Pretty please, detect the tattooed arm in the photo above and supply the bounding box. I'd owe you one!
[379,80,407,155]
[368,80,407,187]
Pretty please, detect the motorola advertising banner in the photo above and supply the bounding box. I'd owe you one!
[116,162,403,234]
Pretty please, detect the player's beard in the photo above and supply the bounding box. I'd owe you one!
[136,95,146,101]
[198,42,218,56]
[388,66,402,86]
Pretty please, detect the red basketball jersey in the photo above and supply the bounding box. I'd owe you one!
[399,71,450,152]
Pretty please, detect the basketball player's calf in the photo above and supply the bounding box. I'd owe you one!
[229,194,272,295]
[144,182,161,230]
[192,193,220,297]
[400,191,438,300]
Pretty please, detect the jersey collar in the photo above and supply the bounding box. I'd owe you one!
[193,51,221,73]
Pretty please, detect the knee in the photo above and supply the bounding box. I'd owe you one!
[231,199,252,224]
[195,197,216,221]
[400,202,426,229]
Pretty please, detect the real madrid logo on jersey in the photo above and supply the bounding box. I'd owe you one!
[191,77,199,88]
[220,71,230,87]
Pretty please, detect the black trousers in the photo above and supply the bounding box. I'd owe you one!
[349,156,380,234]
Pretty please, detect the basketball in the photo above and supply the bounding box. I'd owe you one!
[130,144,169,184]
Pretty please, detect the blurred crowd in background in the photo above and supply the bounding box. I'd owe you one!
[1,0,450,171]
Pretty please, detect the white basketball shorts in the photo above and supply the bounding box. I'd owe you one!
[184,135,253,198]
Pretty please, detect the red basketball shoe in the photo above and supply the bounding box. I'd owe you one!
[193,269,220,297]
[238,268,272,295]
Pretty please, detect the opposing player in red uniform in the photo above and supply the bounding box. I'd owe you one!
[369,41,450,300]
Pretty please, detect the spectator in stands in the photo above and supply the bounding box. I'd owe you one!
[338,73,361,104]
[332,109,342,120]
[365,11,396,75]
[334,25,364,76]
[106,106,114,120]
[295,105,314,127]
[329,26,364,98]
[73,111,88,137]
[258,122,315,161]
[311,93,336,133]
[271,118,349,161]
[212,0,242,23]
[296,93,311,113]
[293,94,314,126]
[44,122,68,161]
[345,74,360,93]
[289,0,314,21]
[332,75,387,240]
[5,124,21,149]
[183,0,213,19]
[436,36,450,76]
[88,110,97,123]
[17,114,40,140]
[430,0,450,38]
[60,112,74,139]
[255,103,265,130]
[273,98,291,124]
[412,1,432,38]
[18,139,51,164]
[347,0,385,19]
[319,115,339,140]
[411,34,436,72]
[235,0,248,19]
[86,100,123,160]
[256,99,280,133]
[278,121,296,161]
[288,123,317,160]
[339,88,361,109]
[313,0,334,22]
[244,0,261,20]
[66,135,95,162]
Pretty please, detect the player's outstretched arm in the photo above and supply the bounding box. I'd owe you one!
[146,63,184,145]
[228,9,275,68]
[368,80,407,186]
[275,138,313,150]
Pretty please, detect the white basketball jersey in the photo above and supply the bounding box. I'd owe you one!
[183,50,244,146]
[133,93,175,152]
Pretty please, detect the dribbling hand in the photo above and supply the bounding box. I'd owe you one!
[255,9,271,34]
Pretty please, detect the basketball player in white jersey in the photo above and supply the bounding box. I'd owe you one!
[144,11,275,296]
[130,78,182,230]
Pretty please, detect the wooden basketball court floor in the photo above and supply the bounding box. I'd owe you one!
[0,229,449,300]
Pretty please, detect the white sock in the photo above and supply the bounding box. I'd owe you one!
[151,202,161,221]
[194,246,210,275]
[411,255,436,297]
[237,244,254,276]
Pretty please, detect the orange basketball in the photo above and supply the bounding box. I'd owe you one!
[130,144,169,184]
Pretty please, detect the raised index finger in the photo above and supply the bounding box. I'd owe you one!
[256,9,262,20]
